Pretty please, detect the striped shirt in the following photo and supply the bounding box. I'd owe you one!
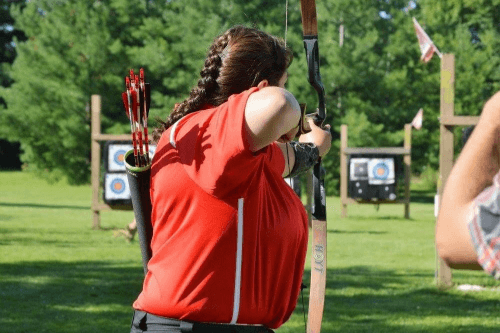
[468,171,500,279]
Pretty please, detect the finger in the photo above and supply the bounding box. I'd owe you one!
[305,117,315,128]
[306,117,320,129]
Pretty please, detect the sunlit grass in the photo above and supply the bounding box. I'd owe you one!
[1,171,500,332]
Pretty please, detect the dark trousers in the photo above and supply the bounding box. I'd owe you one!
[130,310,274,333]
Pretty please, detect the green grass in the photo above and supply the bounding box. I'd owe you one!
[1,171,500,332]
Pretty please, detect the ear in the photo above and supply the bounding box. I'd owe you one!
[257,79,269,89]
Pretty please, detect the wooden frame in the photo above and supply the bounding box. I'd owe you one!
[435,54,479,288]
[340,124,412,219]
[90,94,132,229]
[90,94,313,230]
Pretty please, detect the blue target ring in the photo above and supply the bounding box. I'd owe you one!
[110,178,126,194]
[372,162,389,180]
[113,149,127,166]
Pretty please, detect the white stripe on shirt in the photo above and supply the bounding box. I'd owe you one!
[169,119,182,148]
[231,198,244,324]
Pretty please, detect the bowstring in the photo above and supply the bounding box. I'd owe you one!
[284,2,306,332]
[284,0,288,47]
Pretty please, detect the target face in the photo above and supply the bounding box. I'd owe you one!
[106,142,157,171]
[350,158,369,180]
[107,144,133,171]
[368,158,395,185]
[104,173,130,200]
[114,150,126,166]
[373,163,389,179]
[111,178,126,194]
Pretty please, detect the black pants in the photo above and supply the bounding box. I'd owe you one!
[130,310,274,333]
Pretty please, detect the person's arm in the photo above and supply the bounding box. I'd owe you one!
[276,118,332,177]
[244,86,301,153]
[244,86,332,177]
[436,92,500,269]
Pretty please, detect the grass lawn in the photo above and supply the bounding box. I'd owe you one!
[1,171,500,332]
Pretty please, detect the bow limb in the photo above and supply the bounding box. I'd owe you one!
[300,0,327,332]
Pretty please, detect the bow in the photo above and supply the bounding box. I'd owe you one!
[299,0,327,332]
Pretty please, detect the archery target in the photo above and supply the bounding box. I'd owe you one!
[107,144,133,171]
[104,173,131,201]
[368,158,395,185]
[349,158,369,181]
[105,142,157,172]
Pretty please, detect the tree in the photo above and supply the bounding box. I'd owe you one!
[0,0,289,184]
[283,0,439,193]
[4,0,500,193]
[0,0,122,183]
[0,0,26,170]
[414,0,500,179]
[288,0,500,193]
[0,0,26,88]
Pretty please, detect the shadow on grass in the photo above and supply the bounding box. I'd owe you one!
[0,202,90,210]
[329,229,388,235]
[0,260,143,333]
[0,227,100,247]
[3,261,499,333]
[341,215,408,221]
[410,190,435,204]
[0,226,128,246]
[298,265,500,333]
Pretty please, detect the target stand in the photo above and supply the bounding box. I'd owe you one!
[90,95,158,229]
[340,124,412,219]
[91,95,132,229]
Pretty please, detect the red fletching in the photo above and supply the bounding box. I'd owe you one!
[122,68,151,167]
[122,92,130,119]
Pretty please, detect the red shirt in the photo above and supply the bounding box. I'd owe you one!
[133,87,308,329]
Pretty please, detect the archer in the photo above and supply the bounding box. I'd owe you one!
[128,25,332,333]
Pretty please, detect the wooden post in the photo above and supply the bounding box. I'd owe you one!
[437,53,454,288]
[340,125,348,217]
[89,95,135,229]
[404,124,412,219]
[91,95,101,230]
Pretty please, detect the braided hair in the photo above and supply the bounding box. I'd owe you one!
[152,26,293,142]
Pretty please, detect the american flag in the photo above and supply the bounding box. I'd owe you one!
[412,17,442,63]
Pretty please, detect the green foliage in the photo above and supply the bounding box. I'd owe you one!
[0,1,26,168]
[0,0,26,83]
[414,164,439,192]
[0,0,289,184]
[0,0,121,183]
[2,0,500,190]
[285,0,439,194]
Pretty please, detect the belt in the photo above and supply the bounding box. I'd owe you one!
[133,310,274,333]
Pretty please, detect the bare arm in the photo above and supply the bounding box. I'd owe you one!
[244,86,301,152]
[244,85,332,177]
[436,92,500,269]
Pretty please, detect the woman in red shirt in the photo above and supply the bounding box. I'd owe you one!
[130,25,331,333]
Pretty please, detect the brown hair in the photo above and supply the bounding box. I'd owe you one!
[152,25,293,142]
